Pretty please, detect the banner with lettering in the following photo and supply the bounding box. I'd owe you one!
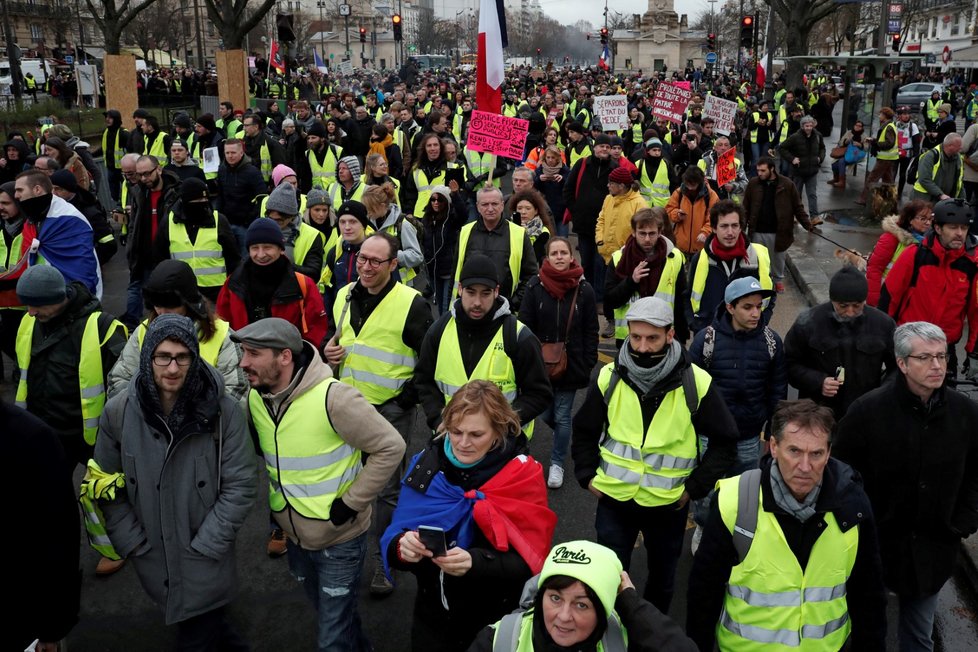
[467,110,530,159]
[651,82,693,125]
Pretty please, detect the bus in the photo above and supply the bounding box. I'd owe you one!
[411,54,452,71]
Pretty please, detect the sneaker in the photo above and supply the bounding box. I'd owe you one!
[267,528,288,558]
[775,282,785,294]
[600,321,615,339]
[369,565,394,597]
[691,525,703,556]
[547,465,564,489]
[96,555,125,576]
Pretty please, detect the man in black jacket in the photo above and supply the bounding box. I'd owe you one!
[563,134,617,307]
[414,254,552,433]
[835,321,978,652]
[778,115,825,216]
[785,267,895,419]
[214,139,267,256]
[50,169,117,265]
[573,296,738,614]
[687,399,887,652]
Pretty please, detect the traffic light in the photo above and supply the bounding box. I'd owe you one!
[740,15,755,49]
[600,27,609,45]
[707,33,716,51]
[359,27,367,43]
[392,14,402,41]
[536,48,541,55]
[586,32,591,40]
[892,33,901,53]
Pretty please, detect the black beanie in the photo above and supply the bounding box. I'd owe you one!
[829,266,868,303]
[180,177,209,204]
[337,200,369,229]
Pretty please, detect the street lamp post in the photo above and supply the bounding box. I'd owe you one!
[317,0,327,61]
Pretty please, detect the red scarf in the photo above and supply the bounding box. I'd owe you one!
[616,235,667,297]
[466,455,557,574]
[538,258,583,299]
[710,233,749,262]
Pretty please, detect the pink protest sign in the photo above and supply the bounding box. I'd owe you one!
[651,83,693,125]
[674,81,691,90]
[467,110,530,159]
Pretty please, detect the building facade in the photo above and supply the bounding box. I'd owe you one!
[612,0,706,73]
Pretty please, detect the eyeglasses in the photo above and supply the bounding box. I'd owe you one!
[430,195,445,203]
[152,353,194,367]
[136,169,159,178]
[913,213,933,222]
[356,254,393,268]
[906,352,948,364]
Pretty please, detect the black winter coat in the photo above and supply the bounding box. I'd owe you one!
[214,157,267,228]
[562,155,617,240]
[834,375,978,597]
[128,169,181,273]
[689,306,787,440]
[687,456,887,652]
[518,276,600,390]
[784,302,896,419]
[533,165,569,223]
[422,194,467,283]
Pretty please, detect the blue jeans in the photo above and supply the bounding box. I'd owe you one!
[897,591,939,652]
[434,277,453,315]
[577,235,603,302]
[539,389,575,466]
[595,498,688,613]
[793,173,819,216]
[125,269,151,328]
[555,220,569,238]
[287,533,371,652]
[693,436,764,527]
[750,143,765,176]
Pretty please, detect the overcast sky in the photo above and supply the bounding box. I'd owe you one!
[546,0,706,28]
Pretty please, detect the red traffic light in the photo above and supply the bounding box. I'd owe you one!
[708,33,716,40]
[741,16,753,26]
[600,27,608,36]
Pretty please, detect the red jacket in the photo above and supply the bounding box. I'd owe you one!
[879,232,978,353]
[216,264,328,348]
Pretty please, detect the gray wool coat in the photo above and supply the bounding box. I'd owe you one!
[94,367,257,625]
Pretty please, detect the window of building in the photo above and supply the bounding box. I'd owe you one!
[654,58,664,72]
[952,15,960,35]
[30,24,43,40]
[931,16,937,38]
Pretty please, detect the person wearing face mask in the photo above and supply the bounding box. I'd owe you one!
[879,198,978,382]
[785,266,896,419]
[12,169,103,299]
[572,296,738,616]
[49,169,118,266]
[261,181,325,282]
[0,182,27,375]
[152,177,239,302]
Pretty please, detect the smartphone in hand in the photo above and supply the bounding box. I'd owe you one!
[418,525,448,557]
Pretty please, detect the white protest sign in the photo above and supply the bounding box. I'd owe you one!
[703,94,739,135]
[202,147,220,174]
[593,95,630,131]
[338,60,354,76]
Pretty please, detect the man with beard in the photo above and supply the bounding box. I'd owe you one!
[141,115,173,167]
[152,178,239,302]
[572,296,737,615]
[216,218,327,349]
[786,267,896,419]
[879,198,978,381]
[605,208,687,348]
[415,254,551,433]
[13,170,102,297]
[93,314,255,645]
[685,200,773,335]
[297,122,344,193]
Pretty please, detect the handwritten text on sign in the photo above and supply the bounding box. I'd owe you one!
[703,95,738,136]
[467,110,530,159]
[651,83,693,125]
[717,148,738,187]
[594,95,630,131]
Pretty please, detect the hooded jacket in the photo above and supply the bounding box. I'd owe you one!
[866,215,921,306]
[95,365,256,625]
[666,183,720,256]
[596,189,649,262]
[414,296,553,431]
[214,154,268,227]
[687,456,887,652]
[100,110,129,171]
[0,139,31,185]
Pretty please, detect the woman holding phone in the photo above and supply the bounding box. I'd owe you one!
[382,381,556,652]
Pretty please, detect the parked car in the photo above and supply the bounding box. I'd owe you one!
[895,82,944,112]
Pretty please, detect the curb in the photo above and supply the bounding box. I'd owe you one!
[785,246,831,308]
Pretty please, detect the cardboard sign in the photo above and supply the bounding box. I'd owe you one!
[703,94,738,136]
[338,60,354,76]
[651,82,693,125]
[467,110,529,159]
[594,95,630,131]
[717,148,737,187]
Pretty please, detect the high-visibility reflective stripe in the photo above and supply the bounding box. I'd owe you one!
[340,367,408,390]
[599,461,689,489]
[188,265,226,275]
[653,289,675,303]
[271,464,362,499]
[80,384,105,399]
[264,443,359,471]
[84,417,100,429]
[728,584,802,607]
[802,614,850,639]
[721,612,800,647]
[602,440,697,469]
[173,250,223,259]
[690,289,703,302]
[803,584,848,602]
[348,342,416,368]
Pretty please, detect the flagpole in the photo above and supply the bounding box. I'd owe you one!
[267,20,274,82]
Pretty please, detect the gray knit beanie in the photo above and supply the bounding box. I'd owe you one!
[339,155,361,178]
[265,183,299,217]
[16,265,67,306]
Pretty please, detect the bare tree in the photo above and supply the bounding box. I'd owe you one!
[203,0,277,50]
[86,0,161,54]
[763,0,841,87]
[123,0,188,62]
[414,8,440,54]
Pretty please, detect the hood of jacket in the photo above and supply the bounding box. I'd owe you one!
[881,215,919,246]
[449,294,512,329]
[4,138,30,161]
[373,202,403,232]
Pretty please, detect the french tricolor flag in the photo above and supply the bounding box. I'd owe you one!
[598,44,610,71]
[477,0,508,115]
